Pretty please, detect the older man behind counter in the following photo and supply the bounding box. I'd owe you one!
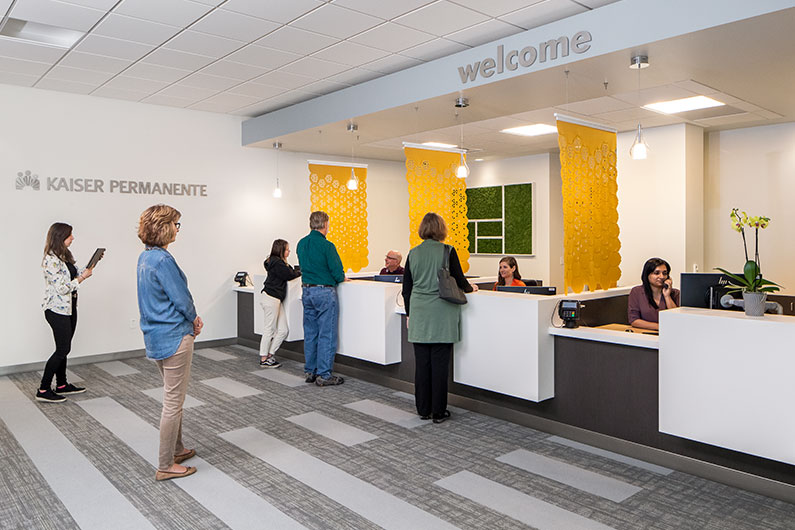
[380,250,404,275]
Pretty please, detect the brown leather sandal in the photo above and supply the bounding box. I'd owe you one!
[155,466,197,481]
[174,449,196,464]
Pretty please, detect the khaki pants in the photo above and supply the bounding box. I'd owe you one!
[259,294,288,358]
[156,334,194,471]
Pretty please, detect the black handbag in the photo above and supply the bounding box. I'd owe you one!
[437,245,467,305]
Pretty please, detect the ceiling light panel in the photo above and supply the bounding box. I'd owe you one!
[644,95,725,114]
[223,0,324,24]
[0,18,85,48]
[255,26,338,55]
[92,15,181,46]
[114,0,212,27]
[498,0,586,30]
[500,124,558,136]
[422,142,457,148]
[10,0,104,32]
[349,23,435,53]
[189,10,280,42]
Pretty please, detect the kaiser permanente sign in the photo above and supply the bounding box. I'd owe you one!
[457,31,592,84]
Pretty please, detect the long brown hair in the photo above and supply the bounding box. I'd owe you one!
[269,239,289,261]
[44,222,75,264]
[496,256,522,286]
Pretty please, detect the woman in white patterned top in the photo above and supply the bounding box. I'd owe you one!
[37,223,98,403]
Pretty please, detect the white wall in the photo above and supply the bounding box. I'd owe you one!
[705,122,795,294]
[0,84,407,370]
[616,123,703,288]
[466,153,554,284]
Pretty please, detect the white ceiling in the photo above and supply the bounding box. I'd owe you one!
[0,0,618,115]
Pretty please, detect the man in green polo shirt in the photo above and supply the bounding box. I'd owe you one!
[296,211,346,386]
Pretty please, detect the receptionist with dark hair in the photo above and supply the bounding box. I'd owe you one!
[493,256,523,290]
[628,257,680,331]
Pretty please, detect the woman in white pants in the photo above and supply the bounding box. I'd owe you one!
[259,239,301,367]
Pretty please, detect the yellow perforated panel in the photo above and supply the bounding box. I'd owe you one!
[556,121,621,294]
[404,147,469,272]
[308,163,369,273]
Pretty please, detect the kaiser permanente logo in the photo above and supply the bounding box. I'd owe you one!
[457,30,592,84]
[13,170,208,197]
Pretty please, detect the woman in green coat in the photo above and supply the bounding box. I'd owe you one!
[402,213,477,423]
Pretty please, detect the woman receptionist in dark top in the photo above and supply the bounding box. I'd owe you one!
[627,257,680,331]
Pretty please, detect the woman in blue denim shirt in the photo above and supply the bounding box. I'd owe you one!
[137,204,203,481]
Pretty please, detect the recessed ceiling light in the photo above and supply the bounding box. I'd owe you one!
[500,124,558,137]
[474,158,484,162]
[0,18,84,48]
[422,142,457,148]
[643,95,724,114]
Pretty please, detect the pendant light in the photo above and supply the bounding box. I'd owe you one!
[455,97,469,179]
[272,142,282,198]
[347,122,358,190]
[629,55,650,160]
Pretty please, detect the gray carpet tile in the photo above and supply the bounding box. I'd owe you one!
[1,344,793,530]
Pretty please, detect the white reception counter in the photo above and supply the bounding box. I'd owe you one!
[659,307,795,466]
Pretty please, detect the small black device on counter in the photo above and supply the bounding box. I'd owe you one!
[374,274,403,283]
[496,286,556,295]
[559,300,581,328]
[234,271,250,287]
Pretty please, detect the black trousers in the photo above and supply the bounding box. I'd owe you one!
[412,343,452,418]
[40,308,78,390]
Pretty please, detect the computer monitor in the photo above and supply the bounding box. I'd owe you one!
[680,272,741,309]
[373,274,403,283]
[522,279,542,287]
[496,286,557,295]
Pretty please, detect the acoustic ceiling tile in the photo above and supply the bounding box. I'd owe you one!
[223,0,324,24]
[199,59,269,80]
[350,22,435,53]
[395,1,490,37]
[35,77,97,94]
[114,0,212,27]
[498,0,587,30]
[123,62,191,83]
[74,34,154,61]
[0,37,67,63]
[190,9,280,42]
[291,4,382,39]
[331,0,435,21]
[59,51,132,73]
[226,45,301,69]
[164,30,245,58]
[312,41,390,67]
[255,25,338,55]
[92,14,181,46]
[444,19,524,47]
[142,47,215,70]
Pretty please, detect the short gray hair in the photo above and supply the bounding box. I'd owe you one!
[309,211,329,230]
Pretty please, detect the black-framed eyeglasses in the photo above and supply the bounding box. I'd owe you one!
[174,222,181,229]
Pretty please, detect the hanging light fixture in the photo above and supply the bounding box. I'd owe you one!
[455,97,469,179]
[272,142,282,198]
[347,122,358,190]
[629,55,650,160]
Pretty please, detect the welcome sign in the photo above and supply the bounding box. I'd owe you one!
[457,31,592,84]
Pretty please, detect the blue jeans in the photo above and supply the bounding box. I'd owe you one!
[302,286,339,378]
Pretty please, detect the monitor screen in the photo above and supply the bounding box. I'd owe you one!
[373,274,403,283]
[496,286,557,295]
[680,272,741,309]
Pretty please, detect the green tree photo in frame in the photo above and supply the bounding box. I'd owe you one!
[466,183,532,255]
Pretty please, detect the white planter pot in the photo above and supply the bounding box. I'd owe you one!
[742,291,767,317]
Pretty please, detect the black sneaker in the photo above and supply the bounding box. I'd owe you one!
[35,389,66,403]
[56,383,86,395]
[259,357,281,368]
[315,375,344,386]
[305,373,317,383]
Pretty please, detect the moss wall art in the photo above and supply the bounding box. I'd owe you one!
[466,183,532,255]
